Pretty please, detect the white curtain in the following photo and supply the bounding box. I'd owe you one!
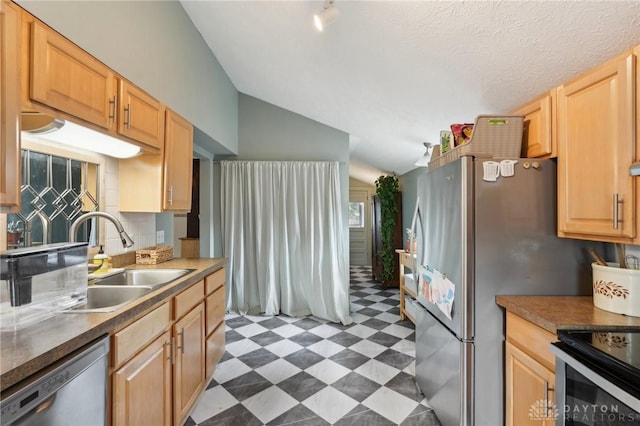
[221,161,352,325]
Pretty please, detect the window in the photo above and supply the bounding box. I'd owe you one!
[5,148,100,248]
[348,202,365,228]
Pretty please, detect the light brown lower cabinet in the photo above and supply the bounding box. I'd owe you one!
[173,302,205,426]
[505,312,556,426]
[110,267,226,426]
[112,330,172,426]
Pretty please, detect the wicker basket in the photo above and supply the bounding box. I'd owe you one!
[135,245,173,265]
[429,115,524,169]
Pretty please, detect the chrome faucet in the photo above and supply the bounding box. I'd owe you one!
[26,211,50,246]
[69,212,135,248]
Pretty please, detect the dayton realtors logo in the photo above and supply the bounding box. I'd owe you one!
[528,399,559,421]
[529,400,639,423]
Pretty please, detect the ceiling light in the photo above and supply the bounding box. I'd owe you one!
[414,142,433,167]
[314,0,339,32]
[23,119,141,158]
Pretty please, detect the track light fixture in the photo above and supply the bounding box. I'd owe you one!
[414,142,433,167]
[314,0,339,32]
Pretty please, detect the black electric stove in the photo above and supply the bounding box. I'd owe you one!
[556,329,640,397]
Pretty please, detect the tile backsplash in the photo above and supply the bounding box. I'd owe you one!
[102,157,155,256]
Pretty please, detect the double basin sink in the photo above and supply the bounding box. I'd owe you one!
[69,269,192,313]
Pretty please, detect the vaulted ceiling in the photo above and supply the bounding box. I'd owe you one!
[180,0,640,182]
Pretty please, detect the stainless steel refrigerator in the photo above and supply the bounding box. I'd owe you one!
[413,156,594,426]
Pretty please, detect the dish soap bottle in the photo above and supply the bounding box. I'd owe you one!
[93,245,109,274]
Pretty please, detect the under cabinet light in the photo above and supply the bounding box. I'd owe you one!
[314,0,339,31]
[23,119,141,159]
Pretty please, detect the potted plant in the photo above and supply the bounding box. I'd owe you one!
[375,174,400,283]
[7,220,24,245]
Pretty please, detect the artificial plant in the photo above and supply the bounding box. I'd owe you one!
[375,173,400,283]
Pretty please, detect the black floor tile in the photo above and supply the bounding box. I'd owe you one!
[198,403,263,426]
[284,348,325,369]
[374,349,414,370]
[238,348,280,369]
[277,371,328,402]
[331,371,381,402]
[329,349,370,370]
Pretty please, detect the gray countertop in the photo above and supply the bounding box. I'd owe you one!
[0,257,226,392]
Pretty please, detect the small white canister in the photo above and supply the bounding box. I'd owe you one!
[592,262,640,317]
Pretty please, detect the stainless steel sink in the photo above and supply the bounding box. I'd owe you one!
[66,285,153,313]
[92,268,192,288]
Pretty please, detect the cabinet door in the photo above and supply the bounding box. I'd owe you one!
[163,109,193,211]
[505,342,555,426]
[0,0,21,212]
[514,91,554,158]
[557,53,636,240]
[174,303,205,426]
[118,79,164,151]
[113,331,172,426]
[29,21,116,129]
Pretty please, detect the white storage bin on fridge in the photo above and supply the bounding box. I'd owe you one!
[592,263,640,317]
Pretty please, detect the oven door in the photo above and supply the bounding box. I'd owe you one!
[551,343,640,425]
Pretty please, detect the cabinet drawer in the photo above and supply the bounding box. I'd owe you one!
[205,268,225,295]
[206,322,225,380]
[174,280,204,320]
[112,302,170,368]
[506,312,556,371]
[206,285,225,335]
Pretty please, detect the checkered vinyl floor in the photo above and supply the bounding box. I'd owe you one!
[185,266,442,425]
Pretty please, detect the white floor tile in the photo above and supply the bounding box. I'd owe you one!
[369,302,395,312]
[354,359,401,385]
[243,386,299,424]
[213,358,252,384]
[189,385,238,423]
[277,315,303,323]
[403,360,416,376]
[350,303,365,312]
[375,312,401,324]
[225,338,262,357]
[345,324,377,339]
[255,359,301,384]
[362,387,420,424]
[305,359,351,384]
[308,324,341,339]
[244,314,273,323]
[381,324,414,339]
[350,312,371,323]
[391,339,416,357]
[235,322,269,337]
[307,339,345,358]
[364,294,386,302]
[302,387,359,424]
[349,339,387,358]
[272,324,304,338]
[264,339,304,357]
[358,288,381,294]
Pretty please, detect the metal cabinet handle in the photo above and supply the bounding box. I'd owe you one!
[544,380,554,416]
[124,104,131,129]
[613,193,623,229]
[108,96,117,123]
[168,186,173,206]
[177,328,185,354]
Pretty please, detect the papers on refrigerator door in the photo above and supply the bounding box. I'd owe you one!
[417,264,455,320]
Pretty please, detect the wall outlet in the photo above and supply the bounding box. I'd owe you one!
[156,230,165,244]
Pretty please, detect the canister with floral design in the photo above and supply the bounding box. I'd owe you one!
[592,262,640,317]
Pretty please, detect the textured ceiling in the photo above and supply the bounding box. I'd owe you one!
[180,0,640,182]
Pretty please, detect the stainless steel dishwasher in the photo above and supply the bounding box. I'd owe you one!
[0,335,109,425]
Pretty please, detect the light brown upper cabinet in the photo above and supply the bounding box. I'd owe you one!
[557,51,636,242]
[512,89,556,158]
[22,12,163,153]
[163,109,193,211]
[28,20,117,130]
[119,108,193,212]
[1,0,21,212]
[117,79,165,151]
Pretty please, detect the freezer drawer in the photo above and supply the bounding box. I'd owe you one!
[416,306,473,426]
